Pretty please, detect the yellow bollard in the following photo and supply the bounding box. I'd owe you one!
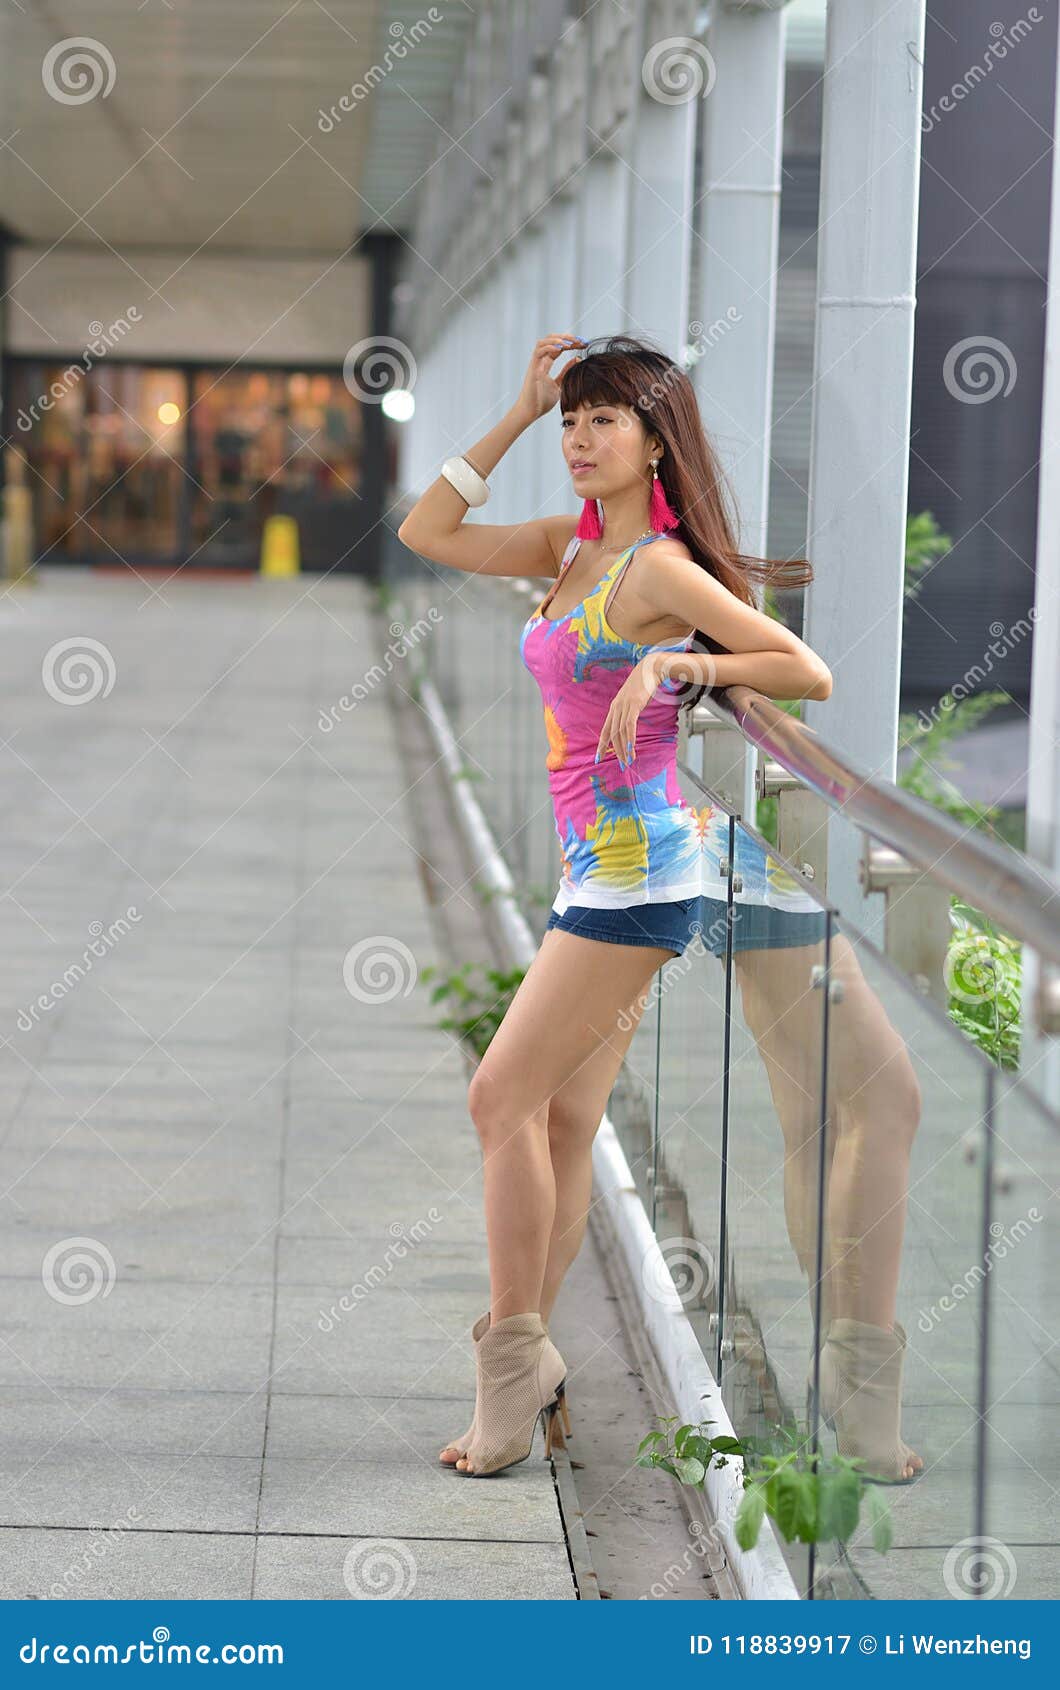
[260,513,300,577]
[3,483,36,584]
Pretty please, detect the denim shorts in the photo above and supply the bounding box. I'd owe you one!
[545,895,828,959]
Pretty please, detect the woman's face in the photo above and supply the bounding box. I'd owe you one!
[560,401,658,500]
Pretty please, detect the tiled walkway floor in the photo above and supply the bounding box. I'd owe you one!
[0,569,573,1599]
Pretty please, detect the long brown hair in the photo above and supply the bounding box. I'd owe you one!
[558,334,813,712]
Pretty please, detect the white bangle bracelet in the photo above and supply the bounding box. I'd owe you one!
[440,455,489,508]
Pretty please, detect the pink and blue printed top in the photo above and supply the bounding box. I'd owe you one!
[519,531,821,915]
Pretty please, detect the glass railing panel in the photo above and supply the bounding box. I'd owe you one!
[717,814,832,1598]
[648,870,732,1381]
[981,1077,1060,1600]
[807,915,992,1600]
[606,964,663,1219]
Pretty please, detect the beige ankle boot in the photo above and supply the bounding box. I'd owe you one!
[456,1312,569,1477]
[439,1310,490,1465]
[813,1318,922,1484]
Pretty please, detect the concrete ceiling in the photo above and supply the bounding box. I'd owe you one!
[0,0,472,254]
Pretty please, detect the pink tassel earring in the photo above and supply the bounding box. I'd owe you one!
[575,497,603,540]
[649,459,679,533]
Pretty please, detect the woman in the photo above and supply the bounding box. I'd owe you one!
[397,333,922,1483]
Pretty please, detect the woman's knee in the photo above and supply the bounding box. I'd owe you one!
[834,1043,922,1158]
[467,1064,545,1150]
[546,1089,601,1151]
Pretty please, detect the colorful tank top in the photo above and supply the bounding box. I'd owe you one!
[519,531,822,916]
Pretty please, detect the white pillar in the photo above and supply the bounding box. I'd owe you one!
[801,0,927,934]
[688,1,788,819]
[625,1,699,351]
[538,193,580,515]
[624,82,696,352]
[1022,16,1060,1108]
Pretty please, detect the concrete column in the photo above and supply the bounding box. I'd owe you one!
[687,2,788,818]
[1022,21,1060,1107]
[625,1,699,352]
[801,0,927,933]
[539,193,580,515]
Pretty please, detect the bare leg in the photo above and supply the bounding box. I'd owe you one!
[466,926,677,1322]
[438,935,662,1464]
[539,1002,649,1321]
[732,930,923,1478]
[447,929,676,1471]
[733,931,921,1328]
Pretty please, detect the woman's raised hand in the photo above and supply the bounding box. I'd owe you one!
[515,334,587,422]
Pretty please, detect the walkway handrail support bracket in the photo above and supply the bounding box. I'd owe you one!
[686,701,750,814]
[706,683,1060,1036]
[861,841,953,1008]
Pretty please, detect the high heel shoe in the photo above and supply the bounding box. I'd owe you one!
[543,1379,573,1456]
[456,1312,570,1477]
[809,1318,923,1485]
[438,1310,490,1466]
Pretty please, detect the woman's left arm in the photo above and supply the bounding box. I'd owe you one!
[642,546,833,702]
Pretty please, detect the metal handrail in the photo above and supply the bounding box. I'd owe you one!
[701,685,1060,970]
[408,556,1060,972]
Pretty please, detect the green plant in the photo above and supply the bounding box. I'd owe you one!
[637,1415,891,1556]
[421,961,525,1059]
[946,900,1022,1071]
[735,1426,892,1555]
[897,689,1009,836]
[904,510,952,601]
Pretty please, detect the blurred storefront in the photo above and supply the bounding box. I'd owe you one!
[5,358,363,571]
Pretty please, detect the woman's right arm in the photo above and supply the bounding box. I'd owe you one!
[396,333,585,581]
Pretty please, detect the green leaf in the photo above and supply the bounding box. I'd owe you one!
[818,1466,860,1543]
[734,1485,766,1552]
[636,1431,666,1453]
[673,1456,707,1486]
[865,1484,893,1555]
[773,1466,810,1543]
[679,1435,715,1467]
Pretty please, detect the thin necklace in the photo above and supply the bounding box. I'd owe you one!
[597,526,654,553]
